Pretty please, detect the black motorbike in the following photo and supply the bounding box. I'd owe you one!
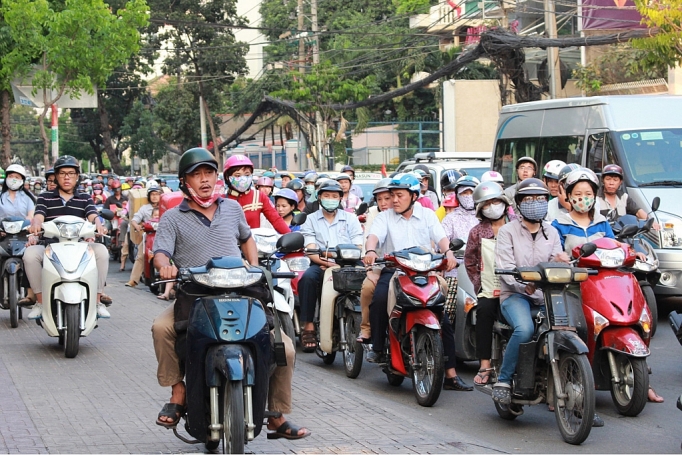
[160,233,302,453]
[0,216,30,328]
[478,245,597,445]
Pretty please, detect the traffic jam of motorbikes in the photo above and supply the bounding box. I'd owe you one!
[1,137,681,453]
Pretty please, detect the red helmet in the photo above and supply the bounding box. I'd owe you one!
[110,179,121,189]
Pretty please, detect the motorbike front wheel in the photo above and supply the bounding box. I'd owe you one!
[8,274,18,328]
[63,304,80,358]
[610,354,648,417]
[640,284,658,337]
[342,309,363,379]
[411,327,444,407]
[553,352,594,445]
[220,380,245,454]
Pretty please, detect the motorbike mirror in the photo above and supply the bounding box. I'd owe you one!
[276,232,305,253]
[651,196,660,212]
[620,224,639,237]
[355,202,368,216]
[644,217,655,231]
[579,243,597,258]
[449,238,465,252]
[99,209,115,221]
[290,212,307,227]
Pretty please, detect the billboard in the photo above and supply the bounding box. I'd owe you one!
[582,0,645,30]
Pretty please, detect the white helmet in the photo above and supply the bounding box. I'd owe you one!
[146,180,159,190]
[543,160,566,180]
[5,164,27,180]
[481,170,504,184]
[564,168,599,193]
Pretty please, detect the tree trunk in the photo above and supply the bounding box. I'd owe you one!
[97,92,124,175]
[1,90,11,169]
[89,140,104,171]
[38,105,50,169]
[202,97,221,164]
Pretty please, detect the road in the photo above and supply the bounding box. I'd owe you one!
[0,267,680,453]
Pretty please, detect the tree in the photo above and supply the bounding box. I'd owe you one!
[9,105,42,172]
[120,100,166,173]
[153,84,203,154]
[633,0,682,69]
[2,0,149,170]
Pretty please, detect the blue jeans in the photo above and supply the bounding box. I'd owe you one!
[498,293,539,385]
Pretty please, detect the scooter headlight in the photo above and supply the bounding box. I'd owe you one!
[2,220,24,234]
[254,234,278,254]
[337,248,361,260]
[544,268,573,283]
[592,309,609,340]
[396,253,441,272]
[192,267,262,289]
[594,248,625,268]
[639,306,652,336]
[283,256,310,272]
[58,222,83,240]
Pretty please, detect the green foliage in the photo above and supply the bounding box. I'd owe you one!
[153,83,201,153]
[633,0,682,68]
[9,106,41,169]
[393,0,431,14]
[120,100,166,166]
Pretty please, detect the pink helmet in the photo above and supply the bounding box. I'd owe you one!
[442,194,458,208]
[256,176,274,187]
[223,155,254,178]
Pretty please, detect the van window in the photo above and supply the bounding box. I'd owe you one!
[615,129,682,185]
[494,136,583,185]
[586,133,617,174]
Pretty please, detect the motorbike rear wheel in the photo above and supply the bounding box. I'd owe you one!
[411,327,444,407]
[342,309,363,379]
[640,284,657,337]
[220,380,245,454]
[386,372,405,386]
[321,350,336,365]
[553,352,594,445]
[494,402,522,420]
[610,354,648,417]
[148,261,160,295]
[63,304,80,358]
[8,274,18,328]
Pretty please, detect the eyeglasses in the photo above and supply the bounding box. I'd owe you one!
[521,195,547,203]
[47,179,55,184]
[58,172,78,179]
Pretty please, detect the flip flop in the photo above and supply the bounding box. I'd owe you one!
[474,368,493,386]
[267,421,311,440]
[156,403,186,428]
[157,295,169,300]
[301,329,317,353]
[648,386,664,403]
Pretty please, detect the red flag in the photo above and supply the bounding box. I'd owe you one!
[381,163,387,177]
[447,0,462,16]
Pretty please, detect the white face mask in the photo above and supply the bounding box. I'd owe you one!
[482,202,506,220]
[6,177,23,191]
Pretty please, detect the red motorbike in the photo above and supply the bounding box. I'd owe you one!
[573,236,653,417]
[375,241,463,407]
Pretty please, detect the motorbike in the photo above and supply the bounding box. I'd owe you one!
[142,218,161,295]
[306,243,365,377]
[107,202,125,261]
[280,249,309,338]
[372,240,464,407]
[574,237,653,417]
[37,210,115,358]
[0,216,30,328]
[158,233,302,453]
[476,245,596,445]
[608,196,661,337]
[452,241,479,361]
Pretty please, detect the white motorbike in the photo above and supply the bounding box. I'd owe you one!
[38,212,113,358]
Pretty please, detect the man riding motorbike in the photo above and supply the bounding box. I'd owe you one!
[24,156,111,320]
[151,148,310,439]
[125,186,162,288]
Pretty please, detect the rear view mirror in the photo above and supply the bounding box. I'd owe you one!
[99,209,115,221]
[651,196,660,212]
[449,239,465,252]
[644,217,655,231]
[620,224,639,238]
[356,202,368,216]
[276,232,305,253]
[291,212,307,227]
[579,243,597,258]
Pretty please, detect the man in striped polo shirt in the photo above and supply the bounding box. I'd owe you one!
[25,155,111,320]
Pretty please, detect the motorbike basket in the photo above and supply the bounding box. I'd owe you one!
[332,268,366,293]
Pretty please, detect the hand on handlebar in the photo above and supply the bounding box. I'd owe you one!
[444,250,457,272]
[29,220,42,236]
[525,283,537,295]
[554,252,570,264]
[363,251,378,266]
[159,264,178,281]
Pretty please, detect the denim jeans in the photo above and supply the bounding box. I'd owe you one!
[498,293,539,385]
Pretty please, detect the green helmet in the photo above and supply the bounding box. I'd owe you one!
[178,148,218,178]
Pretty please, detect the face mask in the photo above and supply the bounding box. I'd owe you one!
[6,178,23,191]
[185,183,221,208]
[519,200,548,222]
[570,195,595,213]
[228,175,252,193]
[482,202,506,220]
[459,194,475,210]
[320,199,340,212]
[306,184,315,194]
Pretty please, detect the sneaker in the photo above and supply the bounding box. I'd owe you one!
[97,304,111,319]
[28,304,43,320]
[492,382,512,405]
[366,350,385,364]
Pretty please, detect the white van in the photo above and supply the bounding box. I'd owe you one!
[492,95,682,298]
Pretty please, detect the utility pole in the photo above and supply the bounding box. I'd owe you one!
[544,0,561,99]
[297,0,305,73]
[310,0,325,169]
[311,0,319,65]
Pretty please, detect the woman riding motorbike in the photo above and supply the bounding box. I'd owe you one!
[0,164,35,220]
[273,189,301,231]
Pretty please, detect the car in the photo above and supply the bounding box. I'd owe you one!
[401,152,492,197]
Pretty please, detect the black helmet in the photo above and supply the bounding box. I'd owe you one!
[178,147,218,178]
[514,178,549,205]
[286,178,305,191]
[340,165,354,177]
[54,155,80,174]
[45,168,55,178]
[440,169,462,192]
[602,164,624,180]
[317,180,343,197]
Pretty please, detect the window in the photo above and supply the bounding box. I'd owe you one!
[586,133,617,174]
[494,137,538,186]
[537,136,583,171]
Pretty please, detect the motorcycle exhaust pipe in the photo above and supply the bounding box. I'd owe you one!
[245,385,255,441]
[338,316,347,349]
[208,386,222,441]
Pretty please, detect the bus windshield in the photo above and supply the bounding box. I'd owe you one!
[615,129,682,186]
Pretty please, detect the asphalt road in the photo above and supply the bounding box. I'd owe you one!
[0,267,680,453]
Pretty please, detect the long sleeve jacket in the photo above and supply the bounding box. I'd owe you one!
[227,188,290,234]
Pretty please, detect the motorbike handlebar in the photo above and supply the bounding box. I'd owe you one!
[271,272,297,279]
[495,269,516,276]
[588,269,599,275]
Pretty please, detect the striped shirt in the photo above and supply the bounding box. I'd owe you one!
[153,197,252,269]
[34,189,97,222]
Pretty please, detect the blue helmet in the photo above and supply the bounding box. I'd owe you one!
[388,173,421,195]
[274,188,299,205]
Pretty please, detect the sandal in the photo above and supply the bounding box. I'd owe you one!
[157,295,170,300]
[18,295,36,307]
[648,386,664,403]
[492,383,511,405]
[301,329,317,353]
[474,368,493,386]
[267,421,311,440]
[156,403,186,428]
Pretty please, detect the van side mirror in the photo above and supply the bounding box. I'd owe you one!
[290,212,307,227]
[579,243,597,258]
[651,196,660,212]
[449,239,465,252]
[276,232,305,253]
